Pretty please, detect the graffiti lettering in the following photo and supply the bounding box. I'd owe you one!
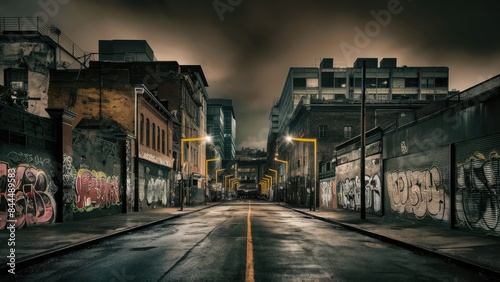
[386,167,447,220]
[74,169,120,212]
[337,174,382,212]
[0,162,56,229]
[456,151,500,231]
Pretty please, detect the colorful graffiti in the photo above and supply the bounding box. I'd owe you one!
[456,151,500,231]
[0,162,56,229]
[386,167,448,220]
[337,174,382,213]
[74,169,120,212]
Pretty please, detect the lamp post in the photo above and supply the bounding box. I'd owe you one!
[215,169,225,201]
[224,174,233,200]
[269,168,278,202]
[286,136,317,211]
[180,136,212,211]
[205,158,220,205]
[275,158,288,204]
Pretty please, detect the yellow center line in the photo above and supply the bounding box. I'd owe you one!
[245,202,254,282]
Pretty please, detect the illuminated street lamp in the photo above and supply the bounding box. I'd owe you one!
[180,136,212,211]
[286,136,317,211]
[205,158,220,205]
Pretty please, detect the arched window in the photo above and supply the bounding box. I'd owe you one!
[157,126,160,151]
[146,118,150,147]
[140,114,144,145]
[152,122,156,149]
[162,129,165,154]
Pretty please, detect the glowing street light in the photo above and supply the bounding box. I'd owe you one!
[286,136,317,211]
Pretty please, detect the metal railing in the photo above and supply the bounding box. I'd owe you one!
[0,17,87,67]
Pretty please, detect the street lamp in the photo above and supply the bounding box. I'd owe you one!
[224,174,233,200]
[269,169,278,202]
[205,158,220,205]
[180,136,212,211]
[275,158,288,204]
[286,136,317,211]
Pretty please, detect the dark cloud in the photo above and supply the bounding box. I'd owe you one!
[1,0,499,149]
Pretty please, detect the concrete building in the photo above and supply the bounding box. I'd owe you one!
[0,17,87,117]
[208,99,236,161]
[269,57,451,208]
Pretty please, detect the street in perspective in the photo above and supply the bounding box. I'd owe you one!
[1,1,500,281]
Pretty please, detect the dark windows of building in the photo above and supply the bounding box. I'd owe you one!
[4,68,28,91]
[146,119,150,147]
[421,78,435,88]
[152,122,156,149]
[404,78,419,88]
[293,77,306,87]
[140,114,144,145]
[435,77,448,88]
[334,78,347,88]
[162,129,165,154]
[378,79,390,88]
[344,126,352,139]
[366,78,377,88]
[157,125,160,151]
[349,78,362,88]
[321,72,334,87]
[319,125,327,138]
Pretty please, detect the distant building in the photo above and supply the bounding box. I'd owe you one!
[269,57,452,207]
[98,40,156,62]
[208,99,236,161]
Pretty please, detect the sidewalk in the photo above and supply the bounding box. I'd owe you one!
[285,204,500,278]
[2,201,500,278]
[0,203,220,272]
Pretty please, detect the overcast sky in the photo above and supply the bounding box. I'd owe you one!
[2,0,499,150]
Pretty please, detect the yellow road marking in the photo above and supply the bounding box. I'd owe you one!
[245,202,254,282]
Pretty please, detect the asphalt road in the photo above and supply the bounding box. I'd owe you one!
[5,200,498,281]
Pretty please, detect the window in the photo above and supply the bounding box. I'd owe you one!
[421,78,435,88]
[4,68,28,91]
[146,119,150,147]
[321,72,334,87]
[152,123,156,149]
[404,78,419,88]
[162,130,165,154]
[140,114,144,145]
[293,78,306,87]
[435,77,448,88]
[306,78,318,88]
[334,78,347,88]
[366,78,377,88]
[157,126,160,151]
[344,126,352,139]
[318,125,327,138]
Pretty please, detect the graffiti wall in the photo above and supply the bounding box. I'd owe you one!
[320,178,336,209]
[455,134,500,235]
[71,130,123,216]
[384,146,450,224]
[138,160,172,210]
[336,154,382,214]
[0,152,58,229]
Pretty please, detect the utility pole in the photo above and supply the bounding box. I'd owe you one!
[360,60,366,220]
